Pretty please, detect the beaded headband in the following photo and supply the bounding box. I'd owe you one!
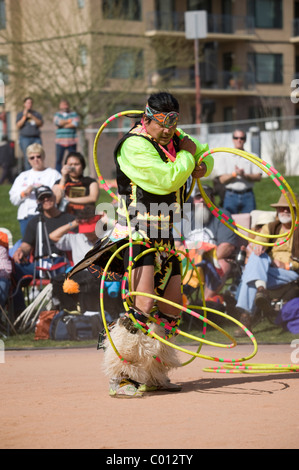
[145,104,179,128]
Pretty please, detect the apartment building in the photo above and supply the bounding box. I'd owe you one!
[0,0,298,177]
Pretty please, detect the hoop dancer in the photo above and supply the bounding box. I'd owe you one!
[65,92,214,397]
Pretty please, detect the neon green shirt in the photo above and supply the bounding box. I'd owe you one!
[117,128,213,196]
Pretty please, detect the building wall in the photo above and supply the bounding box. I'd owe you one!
[1,0,298,179]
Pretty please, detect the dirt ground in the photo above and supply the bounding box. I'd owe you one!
[1,343,299,450]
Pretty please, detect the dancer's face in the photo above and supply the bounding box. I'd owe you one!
[145,118,177,146]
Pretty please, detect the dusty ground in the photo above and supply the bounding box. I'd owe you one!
[1,343,299,451]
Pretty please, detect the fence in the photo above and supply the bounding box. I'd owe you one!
[12,115,299,180]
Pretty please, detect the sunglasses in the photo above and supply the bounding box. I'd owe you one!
[145,104,179,129]
[233,136,245,141]
[29,155,42,160]
[39,195,52,202]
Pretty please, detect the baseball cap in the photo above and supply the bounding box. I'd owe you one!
[78,215,101,233]
[35,185,53,201]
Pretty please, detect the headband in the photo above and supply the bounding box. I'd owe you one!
[145,104,179,128]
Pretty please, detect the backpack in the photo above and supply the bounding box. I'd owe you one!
[276,297,299,334]
[49,311,103,341]
[51,271,100,313]
[34,310,59,340]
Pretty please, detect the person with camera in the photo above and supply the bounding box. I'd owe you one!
[52,151,99,217]
[9,143,61,238]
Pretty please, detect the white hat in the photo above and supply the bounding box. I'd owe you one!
[251,210,276,227]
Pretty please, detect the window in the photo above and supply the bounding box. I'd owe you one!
[247,0,282,28]
[0,0,6,29]
[102,0,142,21]
[224,106,234,122]
[77,0,85,8]
[249,104,282,129]
[105,47,144,80]
[187,0,212,13]
[248,53,283,84]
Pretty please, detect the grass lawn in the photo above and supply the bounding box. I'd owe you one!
[1,173,299,348]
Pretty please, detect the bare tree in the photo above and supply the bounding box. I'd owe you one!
[0,0,147,164]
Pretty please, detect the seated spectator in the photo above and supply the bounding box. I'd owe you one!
[49,207,116,316]
[52,152,99,217]
[0,136,16,184]
[12,186,75,314]
[49,205,100,265]
[0,231,12,310]
[9,143,61,237]
[235,192,299,334]
[179,185,238,300]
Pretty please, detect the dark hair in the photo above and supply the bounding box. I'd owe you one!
[147,92,179,113]
[64,151,86,171]
[232,129,246,140]
[23,96,33,103]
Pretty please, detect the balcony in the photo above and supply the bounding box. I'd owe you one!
[148,68,256,95]
[145,11,255,39]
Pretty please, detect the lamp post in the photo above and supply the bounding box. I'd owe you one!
[184,11,207,127]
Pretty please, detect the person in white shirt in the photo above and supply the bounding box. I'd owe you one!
[215,129,262,214]
[9,143,61,237]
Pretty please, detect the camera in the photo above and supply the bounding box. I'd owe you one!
[59,197,69,212]
[68,166,76,172]
[236,248,246,266]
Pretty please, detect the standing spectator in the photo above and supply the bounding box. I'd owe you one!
[53,99,79,172]
[52,151,99,217]
[0,135,16,184]
[9,143,61,238]
[215,129,262,214]
[16,97,43,170]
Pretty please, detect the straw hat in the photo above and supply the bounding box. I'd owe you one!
[270,192,299,208]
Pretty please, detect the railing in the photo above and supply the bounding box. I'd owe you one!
[219,71,256,91]
[145,11,255,35]
[148,68,256,92]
